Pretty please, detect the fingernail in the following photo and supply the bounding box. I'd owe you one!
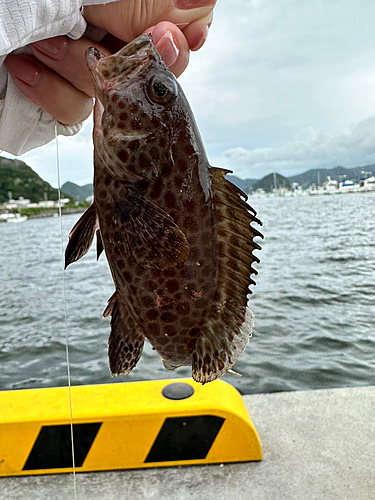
[190,25,209,51]
[4,55,41,86]
[32,36,69,60]
[157,31,179,68]
[175,0,215,9]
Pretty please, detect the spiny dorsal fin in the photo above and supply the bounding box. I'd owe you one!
[210,166,262,294]
[104,292,145,376]
[65,203,98,269]
[192,167,262,384]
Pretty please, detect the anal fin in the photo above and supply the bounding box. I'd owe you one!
[65,203,98,268]
[104,292,145,376]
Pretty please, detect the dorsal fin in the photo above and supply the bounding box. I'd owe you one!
[209,166,262,288]
[192,167,262,384]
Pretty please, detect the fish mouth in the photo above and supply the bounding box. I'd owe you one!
[86,34,155,82]
[88,34,158,137]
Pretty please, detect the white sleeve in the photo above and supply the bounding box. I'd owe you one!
[0,0,118,156]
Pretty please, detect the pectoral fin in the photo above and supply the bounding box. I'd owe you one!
[104,292,145,376]
[65,203,98,268]
[96,229,104,260]
[114,189,189,269]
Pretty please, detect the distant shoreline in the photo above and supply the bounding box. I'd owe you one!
[0,207,86,221]
[26,208,86,219]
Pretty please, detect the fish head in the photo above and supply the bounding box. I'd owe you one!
[86,34,185,181]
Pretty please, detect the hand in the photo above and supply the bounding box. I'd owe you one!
[83,0,215,53]
[4,0,216,127]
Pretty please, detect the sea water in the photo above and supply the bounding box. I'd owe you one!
[0,192,374,394]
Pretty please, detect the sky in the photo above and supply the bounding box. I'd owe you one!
[4,0,375,185]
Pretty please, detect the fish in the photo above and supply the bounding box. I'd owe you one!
[65,34,262,384]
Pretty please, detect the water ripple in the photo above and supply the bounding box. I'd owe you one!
[0,192,374,394]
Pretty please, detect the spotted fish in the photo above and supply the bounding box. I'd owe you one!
[65,34,262,383]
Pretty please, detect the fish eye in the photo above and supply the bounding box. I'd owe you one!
[147,74,178,106]
[153,80,168,97]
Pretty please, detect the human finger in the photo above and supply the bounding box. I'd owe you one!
[181,11,213,51]
[83,0,217,43]
[146,22,190,78]
[4,54,93,125]
[30,36,111,98]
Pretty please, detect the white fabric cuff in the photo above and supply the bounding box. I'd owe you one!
[0,0,118,155]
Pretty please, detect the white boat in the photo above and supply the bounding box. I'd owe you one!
[339,179,359,193]
[360,175,375,191]
[0,213,28,223]
[322,176,340,194]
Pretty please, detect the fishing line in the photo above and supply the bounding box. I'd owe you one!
[55,123,78,500]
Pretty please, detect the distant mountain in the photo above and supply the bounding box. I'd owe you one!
[62,176,257,199]
[61,181,93,200]
[226,175,257,193]
[251,173,291,193]
[0,156,63,203]
[289,164,375,188]
[6,158,370,206]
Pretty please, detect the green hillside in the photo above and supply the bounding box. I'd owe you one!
[251,173,291,193]
[61,181,93,200]
[0,156,61,203]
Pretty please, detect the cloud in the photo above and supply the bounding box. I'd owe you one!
[221,115,375,178]
[4,0,375,185]
[180,0,375,178]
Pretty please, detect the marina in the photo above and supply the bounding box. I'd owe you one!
[251,173,375,198]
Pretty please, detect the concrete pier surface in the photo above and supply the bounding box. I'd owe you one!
[2,385,374,500]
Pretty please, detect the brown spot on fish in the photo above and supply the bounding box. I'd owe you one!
[164,191,176,209]
[154,292,172,309]
[65,34,262,383]
[165,279,179,293]
[132,118,143,131]
[128,140,139,152]
[129,103,139,114]
[160,312,177,323]
[146,309,159,321]
[158,136,167,148]
[138,152,151,171]
[117,150,128,163]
